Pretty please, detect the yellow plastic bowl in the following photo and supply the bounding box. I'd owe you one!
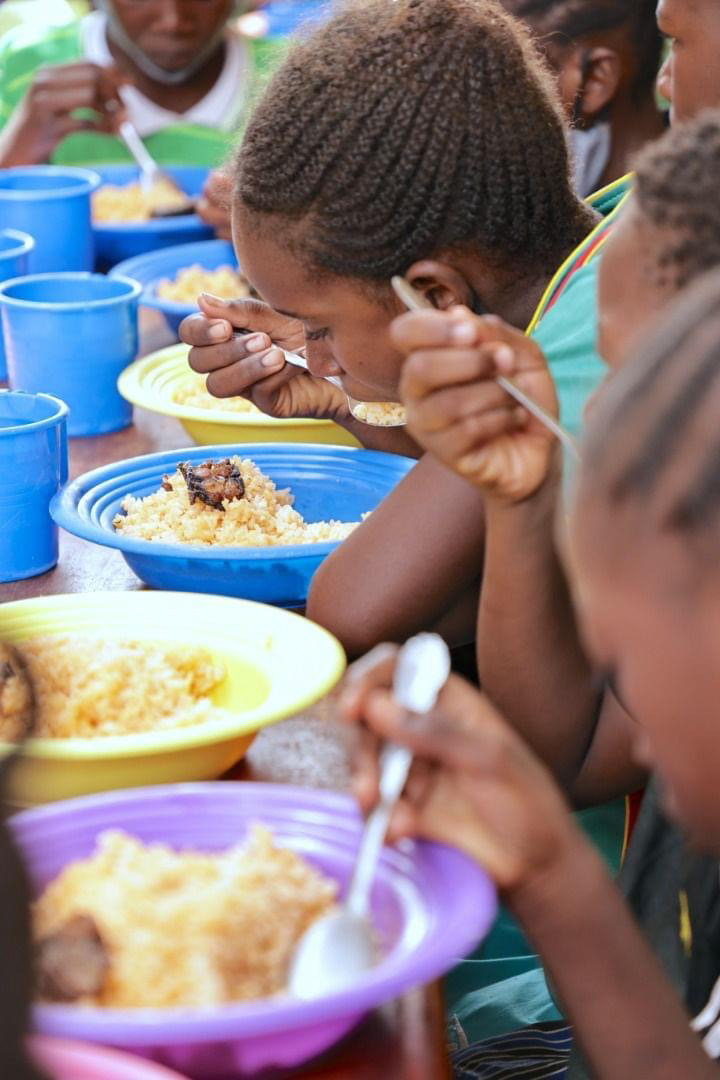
[118,345,361,447]
[0,592,345,805]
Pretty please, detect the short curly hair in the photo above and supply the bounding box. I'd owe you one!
[633,110,720,291]
[233,0,595,285]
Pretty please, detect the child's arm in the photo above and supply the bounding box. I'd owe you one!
[306,452,486,656]
[391,307,646,803]
[345,667,716,1080]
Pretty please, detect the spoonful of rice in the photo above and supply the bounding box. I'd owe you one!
[288,632,451,1000]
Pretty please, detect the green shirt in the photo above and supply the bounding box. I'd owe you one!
[0,20,284,166]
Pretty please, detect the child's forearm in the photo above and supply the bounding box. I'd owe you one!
[477,461,644,801]
[512,833,717,1080]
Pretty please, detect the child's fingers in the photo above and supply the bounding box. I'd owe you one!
[197,294,281,334]
[390,309,477,353]
[204,350,290,398]
[401,345,508,400]
[349,725,382,813]
[340,643,400,722]
[405,378,513,434]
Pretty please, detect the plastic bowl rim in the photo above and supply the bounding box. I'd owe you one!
[0,592,346,760]
[0,272,142,311]
[51,442,413,562]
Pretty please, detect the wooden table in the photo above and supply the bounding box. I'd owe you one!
[0,313,450,1080]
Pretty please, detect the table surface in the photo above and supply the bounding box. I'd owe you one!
[0,313,450,1080]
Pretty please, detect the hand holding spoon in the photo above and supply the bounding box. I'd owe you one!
[288,633,451,1000]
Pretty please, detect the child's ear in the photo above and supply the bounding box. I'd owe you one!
[405,260,475,310]
[571,46,622,122]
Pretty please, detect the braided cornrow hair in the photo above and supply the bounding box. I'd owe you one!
[633,111,720,293]
[582,268,720,542]
[502,0,663,99]
[234,0,596,284]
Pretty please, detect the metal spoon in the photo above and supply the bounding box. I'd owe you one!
[118,119,195,217]
[288,633,451,1000]
[390,276,580,459]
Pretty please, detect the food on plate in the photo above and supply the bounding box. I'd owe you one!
[92,179,191,223]
[171,459,246,510]
[156,264,251,305]
[0,637,230,739]
[350,401,407,427]
[33,827,337,1006]
[113,456,360,547]
[0,643,34,742]
[172,373,259,414]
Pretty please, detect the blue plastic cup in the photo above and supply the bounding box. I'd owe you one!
[0,272,142,436]
[0,389,68,582]
[0,166,100,273]
[0,228,34,381]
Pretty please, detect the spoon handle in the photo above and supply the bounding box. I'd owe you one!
[345,743,413,918]
[231,332,343,388]
[118,120,159,186]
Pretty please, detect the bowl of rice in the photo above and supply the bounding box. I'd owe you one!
[50,444,415,608]
[15,783,497,1076]
[118,343,361,447]
[0,591,345,805]
[92,167,213,269]
[110,239,243,335]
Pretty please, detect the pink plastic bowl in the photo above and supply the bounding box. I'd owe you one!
[15,783,497,1077]
[29,1035,189,1079]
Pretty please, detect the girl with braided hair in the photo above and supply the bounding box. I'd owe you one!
[500,0,665,195]
[182,0,626,657]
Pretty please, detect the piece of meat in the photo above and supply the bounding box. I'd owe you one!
[178,459,245,511]
[0,644,34,742]
[35,914,109,1002]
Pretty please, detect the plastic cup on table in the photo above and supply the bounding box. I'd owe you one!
[0,166,100,273]
[0,389,68,583]
[0,272,142,436]
[0,228,34,380]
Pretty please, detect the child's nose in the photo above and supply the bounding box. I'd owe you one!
[305,339,343,378]
[656,54,672,107]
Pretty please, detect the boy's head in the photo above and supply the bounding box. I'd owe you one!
[500,0,662,122]
[231,0,594,404]
[657,0,720,125]
[572,268,720,850]
[598,110,720,370]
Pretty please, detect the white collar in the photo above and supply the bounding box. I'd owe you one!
[81,10,248,136]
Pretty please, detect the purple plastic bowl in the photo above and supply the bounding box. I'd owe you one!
[13,783,496,1077]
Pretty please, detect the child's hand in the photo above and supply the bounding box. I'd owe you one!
[180,295,348,420]
[391,307,560,502]
[0,62,126,167]
[196,169,233,241]
[341,646,580,900]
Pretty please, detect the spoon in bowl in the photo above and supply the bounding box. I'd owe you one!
[118,120,195,218]
[288,632,451,1000]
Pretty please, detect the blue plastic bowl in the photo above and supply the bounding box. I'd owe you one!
[0,273,142,437]
[111,239,238,337]
[51,444,416,607]
[0,389,68,583]
[92,165,213,269]
[0,228,34,380]
[0,166,100,273]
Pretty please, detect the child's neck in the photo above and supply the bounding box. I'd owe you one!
[599,95,666,192]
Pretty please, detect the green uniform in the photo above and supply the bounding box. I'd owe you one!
[0,20,283,166]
